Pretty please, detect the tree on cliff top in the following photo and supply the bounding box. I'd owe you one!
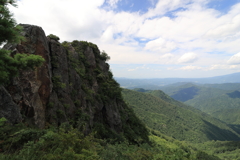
[0,0,44,85]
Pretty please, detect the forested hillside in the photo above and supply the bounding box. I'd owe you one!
[122,89,240,143]
[160,83,240,125]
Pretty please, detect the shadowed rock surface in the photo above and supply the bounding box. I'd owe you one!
[0,86,22,124]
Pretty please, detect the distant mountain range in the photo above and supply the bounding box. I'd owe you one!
[115,72,240,88]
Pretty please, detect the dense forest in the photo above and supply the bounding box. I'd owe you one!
[1,1,240,159]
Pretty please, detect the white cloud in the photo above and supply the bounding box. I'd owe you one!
[111,11,144,37]
[178,52,198,63]
[107,0,121,8]
[11,0,106,41]
[227,52,240,64]
[145,0,193,18]
[144,38,176,53]
[207,64,240,70]
[154,53,176,64]
[101,26,114,42]
[8,0,240,78]
[138,1,219,42]
[161,53,174,59]
[205,14,240,39]
[178,65,202,70]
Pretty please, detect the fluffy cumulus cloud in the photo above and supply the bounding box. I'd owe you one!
[9,0,240,78]
[227,53,240,64]
[178,52,198,63]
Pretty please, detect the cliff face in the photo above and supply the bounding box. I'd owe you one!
[1,24,148,143]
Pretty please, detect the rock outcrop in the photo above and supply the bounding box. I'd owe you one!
[1,24,149,143]
[0,86,22,124]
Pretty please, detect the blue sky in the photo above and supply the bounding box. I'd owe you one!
[11,0,240,78]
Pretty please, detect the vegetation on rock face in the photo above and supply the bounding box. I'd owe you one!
[100,50,110,61]
[47,34,60,41]
[0,0,44,85]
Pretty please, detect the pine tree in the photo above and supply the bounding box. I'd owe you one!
[0,0,44,85]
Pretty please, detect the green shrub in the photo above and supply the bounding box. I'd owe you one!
[52,76,66,89]
[100,50,110,61]
[61,41,70,48]
[47,34,60,41]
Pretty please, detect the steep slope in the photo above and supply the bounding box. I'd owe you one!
[0,24,148,143]
[122,88,240,142]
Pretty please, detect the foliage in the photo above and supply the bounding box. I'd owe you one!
[52,75,66,89]
[0,49,44,85]
[0,122,100,159]
[61,41,70,48]
[0,119,221,160]
[191,140,240,160]
[0,0,44,85]
[0,0,22,45]
[120,104,150,144]
[100,50,110,61]
[47,34,60,41]
[99,79,122,101]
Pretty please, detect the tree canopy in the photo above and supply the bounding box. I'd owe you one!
[0,0,44,85]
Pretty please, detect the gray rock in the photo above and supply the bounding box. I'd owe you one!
[0,86,22,123]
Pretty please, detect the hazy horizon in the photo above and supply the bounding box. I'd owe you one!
[115,71,240,79]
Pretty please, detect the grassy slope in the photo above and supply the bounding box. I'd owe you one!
[122,89,240,143]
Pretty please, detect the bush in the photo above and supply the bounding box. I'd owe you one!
[47,34,60,41]
[100,50,110,61]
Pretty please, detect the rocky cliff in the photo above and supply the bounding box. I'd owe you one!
[0,24,148,143]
